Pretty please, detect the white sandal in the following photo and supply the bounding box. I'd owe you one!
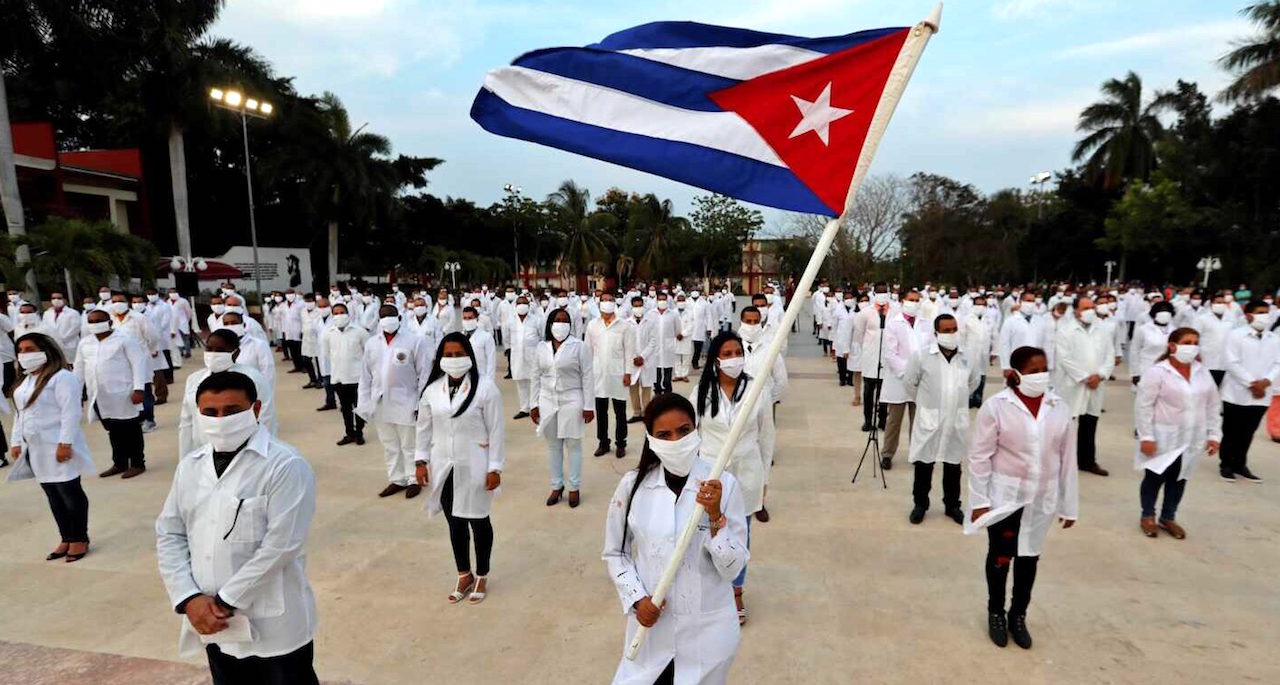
[448,573,476,604]
[468,576,488,605]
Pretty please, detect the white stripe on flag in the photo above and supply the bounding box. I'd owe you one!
[617,44,827,80]
[484,66,786,167]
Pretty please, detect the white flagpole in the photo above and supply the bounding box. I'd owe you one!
[625,3,943,661]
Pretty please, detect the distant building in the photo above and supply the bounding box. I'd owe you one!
[738,238,784,294]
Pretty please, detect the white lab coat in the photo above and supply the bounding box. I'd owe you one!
[1194,311,1233,371]
[415,375,505,519]
[156,426,317,659]
[357,332,431,425]
[73,332,148,421]
[434,301,458,335]
[853,305,893,378]
[690,381,772,515]
[903,344,982,465]
[1221,327,1280,406]
[41,306,82,360]
[960,313,994,371]
[1130,321,1173,381]
[405,314,441,353]
[964,389,1079,557]
[178,364,277,458]
[1134,360,1222,477]
[1053,318,1116,417]
[464,328,497,379]
[530,337,593,440]
[881,312,932,404]
[689,299,710,342]
[507,314,542,381]
[652,308,679,368]
[321,325,369,384]
[629,314,658,387]
[280,300,304,341]
[587,316,635,401]
[112,311,161,369]
[602,459,748,685]
[676,307,696,355]
[997,313,1047,370]
[7,370,94,483]
[234,335,276,387]
[299,307,322,358]
[741,337,788,404]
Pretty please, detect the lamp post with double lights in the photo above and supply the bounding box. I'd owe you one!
[1197,256,1221,289]
[503,183,522,284]
[1029,171,1052,221]
[210,87,273,299]
[1104,260,1116,287]
[444,261,461,290]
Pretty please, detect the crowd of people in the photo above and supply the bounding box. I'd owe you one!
[1,275,1277,683]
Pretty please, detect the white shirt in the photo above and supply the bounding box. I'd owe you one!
[690,381,772,515]
[1135,360,1222,477]
[586,315,635,401]
[234,335,276,388]
[903,344,982,465]
[997,312,1047,370]
[280,300,304,340]
[506,313,543,381]
[156,427,317,659]
[1194,311,1234,371]
[178,364,277,458]
[652,308,679,367]
[1130,321,1174,381]
[405,314,441,353]
[1221,326,1280,407]
[881,311,932,404]
[42,306,82,360]
[1053,318,1116,417]
[628,313,658,386]
[322,325,370,385]
[8,370,94,483]
[357,332,431,425]
[464,327,497,379]
[603,459,747,685]
[415,375,505,519]
[530,337,593,440]
[73,332,149,421]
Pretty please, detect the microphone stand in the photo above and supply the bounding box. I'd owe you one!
[853,307,888,488]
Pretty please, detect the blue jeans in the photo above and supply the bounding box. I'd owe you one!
[1140,456,1186,520]
[547,434,583,490]
[734,518,752,588]
[142,383,155,421]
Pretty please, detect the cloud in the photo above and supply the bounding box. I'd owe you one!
[1055,19,1250,60]
[991,0,1086,21]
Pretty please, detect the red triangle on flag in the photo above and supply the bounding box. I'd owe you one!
[710,29,909,215]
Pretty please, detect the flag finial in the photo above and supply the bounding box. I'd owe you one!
[924,3,943,33]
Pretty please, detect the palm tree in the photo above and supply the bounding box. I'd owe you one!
[547,181,616,284]
[629,194,691,280]
[1220,2,1280,102]
[1072,72,1175,188]
[18,217,158,296]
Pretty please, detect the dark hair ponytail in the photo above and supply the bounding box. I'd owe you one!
[696,331,748,418]
[618,393,697,554]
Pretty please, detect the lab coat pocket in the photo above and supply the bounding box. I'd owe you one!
[222,495,268,544]
[916,407,940,432]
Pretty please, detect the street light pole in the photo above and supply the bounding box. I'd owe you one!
[1104,260,1116,287]
[504,184,522,286]
[1197,256,1221,289]
[239,110,264,299]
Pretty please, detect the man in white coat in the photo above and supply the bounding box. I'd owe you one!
[652,293,679,395]
[998,291,1048,377]
[627,296,657,423]
[739,305,787,523]
[434,288,458,335]
[323,303,370,447]
[75,309,149,479]
[881,291,933,471]
[42,291,82,362]
[675,294,696,382]
[156,371,319,684]
[177,328,277,459]
[506,295,542,419]
[358,304,431,498]
[854,284,894,431]
[109,294,162,432]
[1054,296,1116,478]
[688,290,709,370]
[279,290,306,374]
[460,306,496,379]
[961,294,997,408]
[218,311,275,390]
[167,289,195,358]
[903,314,982,525]
[586,293,634,459]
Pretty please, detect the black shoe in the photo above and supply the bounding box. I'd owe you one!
[616,444,627,459]
[1007,612,1032,649]
[355,434,366,446]
[316,404,337,412]
[626,416,643,424]
[988,612,1008,648]
[1236,467,1263,483]
[880,457,892,471]
[503,373,513,379]
[593,444,610,457]
[945,507,964,525]
[860,422,872,432]
[1220,468,1236,482]
[337,435,357,446]
[909,507,926,525]
[0,455,8,468]
[513,411,530,420]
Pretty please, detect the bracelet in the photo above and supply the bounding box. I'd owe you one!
[709,515,727,532]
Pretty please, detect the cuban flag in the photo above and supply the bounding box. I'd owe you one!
[470,22,911,217]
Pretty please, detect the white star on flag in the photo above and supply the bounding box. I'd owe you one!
[787,82,854,146]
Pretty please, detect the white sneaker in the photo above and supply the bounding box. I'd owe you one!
[141,420,157,433]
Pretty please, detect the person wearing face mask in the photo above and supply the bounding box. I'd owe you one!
[811,283,828,337]
[42,291,82,362]
[357,305,432,498]
[1053,297,1115,477]
[279,289,306,374]
[308,298,338,410]
[206,295,227,337]
[687,290,710,370]
[998,291,1049,379]
[178,329,277,459]
[853,283,895,430]
[321,303,370,446]
[603,392,748,683]
[1091,296,1123,378]
[432,288,457,335]
[738,307,786,524]
[217,312,275,389]
[903,314,982,525]
[691,332,770,624]
[495,287,516,349]
[627,296,658,424]
[13,302,48,339]
[221,295,268,344]
[1194,294,1232,386]
[131,294,174,410]
[265,291,284,354]
[505,296,543,420]
[1134,328,1221,538]
[1217,300,1279,482]
[144,287,176,380]
[880,292,932,471]
[960,296,996,409]
[156,371,320,684]
[414,333,505,605]
[404,297,441,351]
[1130,301,1176,387]
[459,307,496,379]
[298,296,325,390]
[837,293,866,395]
[530,309,595,508]
[966,345,1078,650]
[74,309,149,479]
[586,293,635,459]
[9,333,95,563]
[168,289,195,359]
[651,294,680,395]
[108,294,162,432]
[674,294,696,382]
[5,288,26,322]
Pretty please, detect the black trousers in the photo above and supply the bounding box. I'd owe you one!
[655,660,675,685]
[334,383,365,437]
[99,411,145,469]
[1209,369,1224,386]
[285,340,304,371]
[913,462,961,510]
[161,350,175,383]
[969,374,986,409]
[985,508,1038,616]
[1140,456,1186,520]
[441,472,494,576]
[206,641,319,685]
[655,367,673,395]
[279,335,291,360]
[0,361,10,452]
[302,355,318,383]
[1076,414,1099,469]
[595,397,627,448]
[1220,402,1267,473]
[836,356,851,385]
[504,348,513,376]
[692,340,704,368]
[40,478,89,543]
[862,378,887,428]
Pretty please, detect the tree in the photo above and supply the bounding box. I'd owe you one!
[17,217,158,297]
[629,193,690,280]
[1098,175,1210,282]
[688,194,762,288]
[1220,2,1280,102]
[547,180,615,283]
[1072,71,1175,189]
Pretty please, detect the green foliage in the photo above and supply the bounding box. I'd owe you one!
[16,217,158,296]
[1219,2,1280,102]
[687,195,763,280]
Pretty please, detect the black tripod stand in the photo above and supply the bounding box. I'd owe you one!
[853,310,887,488]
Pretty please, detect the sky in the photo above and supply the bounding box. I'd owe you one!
[213,0,1256,233]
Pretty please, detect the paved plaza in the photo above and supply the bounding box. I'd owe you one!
[1,329,1277,684]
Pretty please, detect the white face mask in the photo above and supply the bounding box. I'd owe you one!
[874,292,889,306]
[656,300,669,310]
[1172,344,1199,364]
[379,316,401,334]
[99,291,111,301]
[204,351,235,373]
[738,323,762,343]
[677,301,686,310]
[1153,311,1173,325]
[211,304,226,315]
[599,301,617,315]
[51,298,64,307]
[1079,309,1097,325]
[17,351,47,372]
[718,356,745,378]
[1211,303,1227,315]
[1190,299,1202,308]
[305,302,316,311]
[935,332,958,350]
[901,300,920,316]
[19,313,38,325]
[645,430,701,478]
[224,324,245,338]
[196,407,260,452]
[1250,316,1269,332]
[86,321,111,335]
[556,297,569,307]
[440,356,473,379]
[505,292,516,301]
[285,293,297,302]
[131,302,146,312]
[462,318,479,332]
[147,294,159,303]
[1015,370,1050,398]
[515,303,530,316]
[331,314,351,328]
[551,322,571,341]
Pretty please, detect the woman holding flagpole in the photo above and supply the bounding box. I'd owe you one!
[603,392,748,684]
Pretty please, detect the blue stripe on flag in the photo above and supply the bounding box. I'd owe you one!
[590,22,906,55]
[471,88,835,216]
[514,48,739,113]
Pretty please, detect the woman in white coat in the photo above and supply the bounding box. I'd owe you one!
[415,332,505,605]
[1130,301,1175,385]
[1134,327,1222,539]
[531,309,594,508]
[966,345,1078,650]
[6,333,94,562]
[602,392,748,685]
[691,331,770,626]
